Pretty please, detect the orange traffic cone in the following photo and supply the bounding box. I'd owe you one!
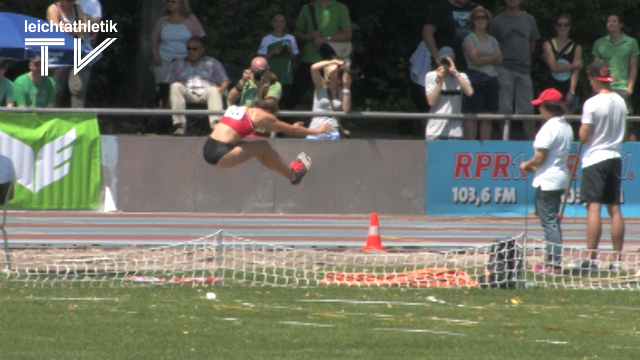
[362,212,386,251]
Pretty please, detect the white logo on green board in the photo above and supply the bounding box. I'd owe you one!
[0,128,76,193]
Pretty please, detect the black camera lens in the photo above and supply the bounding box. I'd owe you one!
[440,58,451,67]
[252,69,265,81]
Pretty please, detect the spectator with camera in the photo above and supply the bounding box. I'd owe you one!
[227,56,282,138]
[166,36,230,135]
[258,13,299,110]
[424,47,473,140]
[288,0,352,110]
[307,59,352,140]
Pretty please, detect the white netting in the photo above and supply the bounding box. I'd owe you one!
[1,231,639,289]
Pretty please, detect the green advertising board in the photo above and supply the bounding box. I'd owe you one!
[0,113,101,209]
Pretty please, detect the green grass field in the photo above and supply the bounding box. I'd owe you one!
[1,284,639,360]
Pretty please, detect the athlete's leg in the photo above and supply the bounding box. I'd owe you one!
[216,141,294,181]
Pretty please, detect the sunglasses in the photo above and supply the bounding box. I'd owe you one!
[474,15,488,20]
[187,47,201,51]
[556,22,571,27]
[166,0,181,3]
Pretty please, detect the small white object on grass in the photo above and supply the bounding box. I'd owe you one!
[206,292,217,300]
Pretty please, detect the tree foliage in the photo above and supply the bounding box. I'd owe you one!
[3,0,640,133]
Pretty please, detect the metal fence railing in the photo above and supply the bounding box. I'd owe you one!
[2,107,639,140]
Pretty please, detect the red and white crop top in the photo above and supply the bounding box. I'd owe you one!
[219,106,256,138]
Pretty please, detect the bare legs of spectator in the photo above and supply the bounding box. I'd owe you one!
[464,119,477,140]
[479,119,492,140]
[497,68,535,140]
[52,66,91,108]
[585,202,625,261]
[170,83,224,128]
[464,118,493,140]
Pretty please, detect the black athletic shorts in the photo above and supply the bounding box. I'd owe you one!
[203,138,235,165]
[580,158,621,205]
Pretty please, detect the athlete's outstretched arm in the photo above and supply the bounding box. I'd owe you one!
[262,116,332,137]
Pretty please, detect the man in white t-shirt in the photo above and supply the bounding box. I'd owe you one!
[520,88,572,275]
[579,61,627,271]
[424,47,474,140]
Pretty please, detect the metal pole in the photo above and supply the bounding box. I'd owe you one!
[502,118,511,140]
[215,230,223,287]
[520,178,529,289]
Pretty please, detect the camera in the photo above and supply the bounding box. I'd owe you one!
[439,57,451,67]
[252,68,266,82]
[338,68,365,80]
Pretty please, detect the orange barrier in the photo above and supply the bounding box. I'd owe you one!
[319,267,477,287]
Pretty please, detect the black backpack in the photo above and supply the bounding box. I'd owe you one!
[479,237,523,289]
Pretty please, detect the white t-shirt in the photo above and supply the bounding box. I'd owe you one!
[257,34,299,55]
[581,92,627,168]
[531,116,573,191]
[0,155,17,184]
[424,71,468,140]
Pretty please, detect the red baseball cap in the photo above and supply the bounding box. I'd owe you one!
[587,61,616,82]
[531,88,563,105]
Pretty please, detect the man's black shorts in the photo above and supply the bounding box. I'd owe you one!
[580,158,622,204]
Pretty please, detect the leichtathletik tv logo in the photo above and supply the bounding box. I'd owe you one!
[24,19,117,76]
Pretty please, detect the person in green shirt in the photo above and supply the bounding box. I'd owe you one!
[288,0,352,109]
[13,57,56,108]
[592,13,639,140]
[0,59,14,107]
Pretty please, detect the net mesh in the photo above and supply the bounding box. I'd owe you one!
[1,231,639,289]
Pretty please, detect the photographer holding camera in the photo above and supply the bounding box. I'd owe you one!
[307,59,352,140]
[425,46,474,140]
[228,56,282,138]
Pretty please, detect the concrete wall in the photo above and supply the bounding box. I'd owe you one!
[111,136,426,214]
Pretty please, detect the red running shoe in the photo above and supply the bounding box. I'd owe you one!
[290,152,311,185]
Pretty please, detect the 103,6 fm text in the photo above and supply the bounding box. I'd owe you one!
[452,187,517,206]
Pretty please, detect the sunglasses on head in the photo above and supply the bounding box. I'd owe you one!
[474,15,488,20]
[556,22,571,27]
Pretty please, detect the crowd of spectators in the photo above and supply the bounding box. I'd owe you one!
[0,0,638,142]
